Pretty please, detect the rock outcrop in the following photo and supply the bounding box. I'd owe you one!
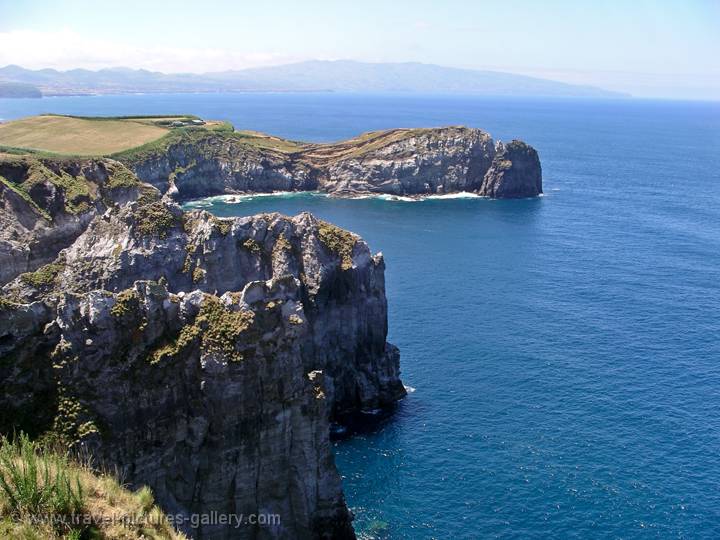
[0,154,149,285]
[115,125,542,201]
[478,140,543,198]
[0,199,405,539]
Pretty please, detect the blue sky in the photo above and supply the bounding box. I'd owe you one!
[0,0,718,99]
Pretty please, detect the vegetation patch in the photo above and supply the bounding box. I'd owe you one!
[0,433,185,539]
[48,171,93,215]
[0,296,19,310]
[106,164,140,189]
[110,289,140,318]
[168,160,197,184]
[20,262,64,289]
[150,325,201,365]
[51,394,99,447]
[317,221,356,270]
[196,296,254,360]
[272,233,292,258]
[136,184,161,205]
[149,295,254,364]
[0,174,51,221]
[192,266,205,283]
[242,238,263,254]
[135,201,178,238]
[211,216,231,236]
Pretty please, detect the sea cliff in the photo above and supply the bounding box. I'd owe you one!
[0,158,404,538]
[0,118,539,537]
[116,125,542,200]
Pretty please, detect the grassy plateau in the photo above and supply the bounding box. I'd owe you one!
[0,114,224,156]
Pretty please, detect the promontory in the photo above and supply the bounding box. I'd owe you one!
[0,114,542,201]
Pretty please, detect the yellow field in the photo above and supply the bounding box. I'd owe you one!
[0,115,172,155]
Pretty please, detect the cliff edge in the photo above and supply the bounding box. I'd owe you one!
[0,194,404,538]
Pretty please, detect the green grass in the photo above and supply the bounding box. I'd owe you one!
[0,434,83,522]
[0,174,51,221]
[0,434,186,539]
[0,116,171,156]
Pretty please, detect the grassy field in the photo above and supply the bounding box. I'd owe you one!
[0,115,206,155]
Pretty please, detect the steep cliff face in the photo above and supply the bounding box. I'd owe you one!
[0,154,148,285]
[0,201,405,539]
[308,127,497,196]
[125,131,316,199]
[478,140,543,198]
[115,125,542,201]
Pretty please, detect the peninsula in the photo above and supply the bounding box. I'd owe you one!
[0,114,543,200]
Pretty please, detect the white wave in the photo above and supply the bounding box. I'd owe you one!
[185,189,505,207]
[404,385,416,394]
[184,191,321,206]
[374,194,420,202]
[424,191,483,200]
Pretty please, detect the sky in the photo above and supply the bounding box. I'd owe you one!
[0,0,718,99]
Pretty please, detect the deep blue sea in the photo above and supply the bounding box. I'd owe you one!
[2,93,719,539]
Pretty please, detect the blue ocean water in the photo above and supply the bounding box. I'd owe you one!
[2,93,719,538]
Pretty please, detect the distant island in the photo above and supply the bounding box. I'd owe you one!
[0,60,629,98]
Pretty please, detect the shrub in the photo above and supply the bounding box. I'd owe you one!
[19,262,64,289]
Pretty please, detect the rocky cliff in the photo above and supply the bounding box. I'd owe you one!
[115,125,542,200]
[0,196,405,538]
[0,154,150,285]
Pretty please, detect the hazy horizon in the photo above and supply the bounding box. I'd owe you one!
[1,0,718,100]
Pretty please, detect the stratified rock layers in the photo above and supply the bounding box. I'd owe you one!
[120,126,542,201]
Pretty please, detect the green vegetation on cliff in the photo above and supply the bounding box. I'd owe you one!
[0,173,51,220]
[318,221,357,270]
[150,294,255,364]
[0,155,143,220]
[19,262,64,289]
[0,434,184,539]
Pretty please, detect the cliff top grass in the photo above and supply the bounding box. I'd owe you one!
[302,126,474,160]
[0,114,224,157]
[0,434,185,539]
[0,115,475,164]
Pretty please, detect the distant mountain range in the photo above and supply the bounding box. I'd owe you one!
[0,60,629,98]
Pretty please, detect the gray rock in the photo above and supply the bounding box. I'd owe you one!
[0,155,152,285]
[0,201,405,539]
[478,140,543,198]
[118,126,542,201]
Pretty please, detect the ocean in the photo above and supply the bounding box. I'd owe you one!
[2,93,719,539]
